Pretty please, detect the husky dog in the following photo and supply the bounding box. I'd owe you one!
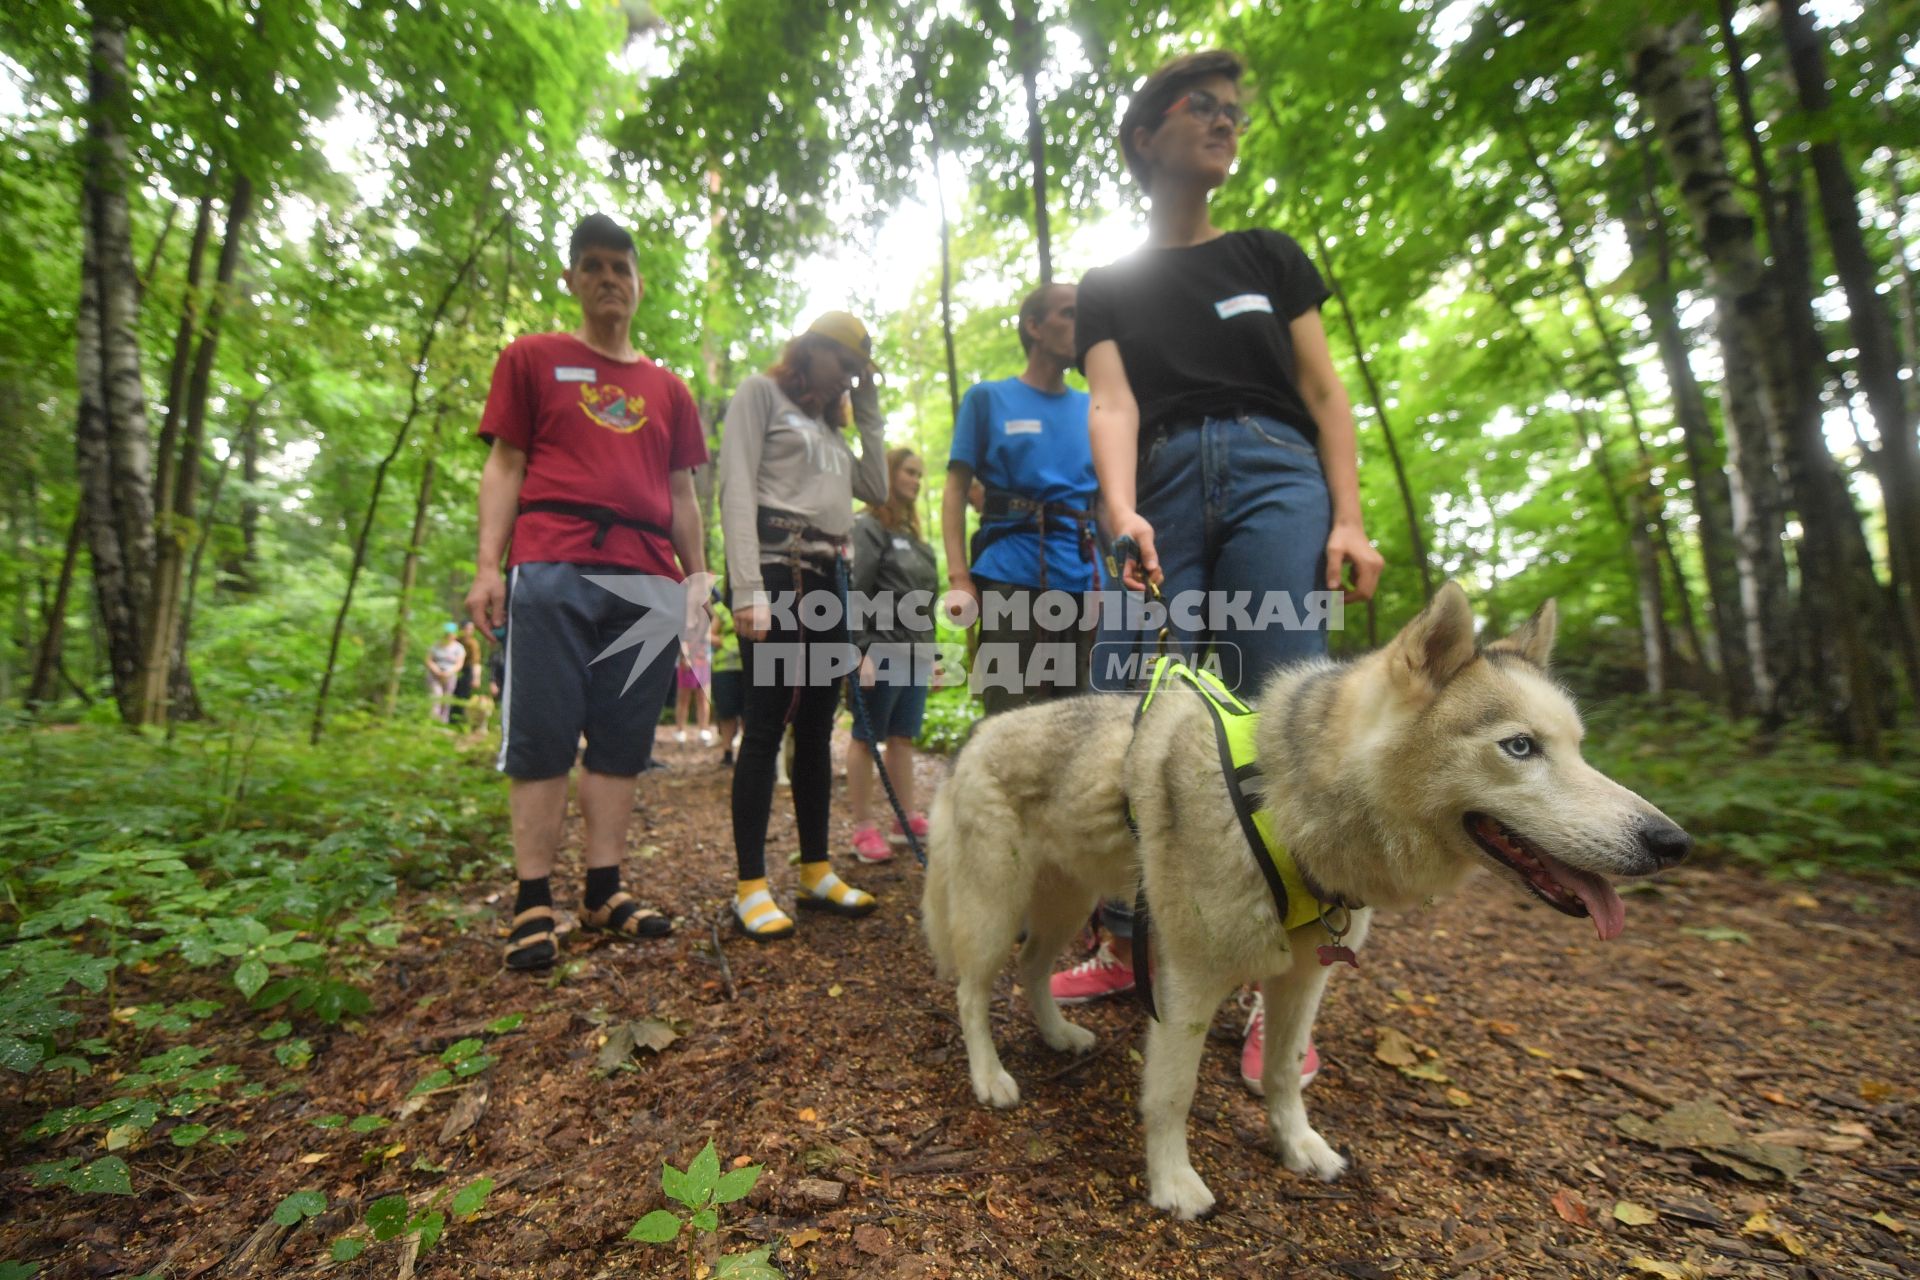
[922,583,1690,1219]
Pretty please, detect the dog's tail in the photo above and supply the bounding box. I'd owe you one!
[922,774,958,981]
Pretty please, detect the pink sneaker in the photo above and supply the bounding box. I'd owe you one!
[1049,943,1136,1004]
[889,812,930,845]
[850,824,893,864]
[1240,994,1319,1095]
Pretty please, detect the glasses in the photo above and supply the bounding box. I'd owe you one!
[1162,88,1250,134]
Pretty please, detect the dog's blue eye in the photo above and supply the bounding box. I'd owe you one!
[1500,735,1537,760]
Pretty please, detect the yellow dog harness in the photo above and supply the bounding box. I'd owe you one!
[1128,656,1357,1019]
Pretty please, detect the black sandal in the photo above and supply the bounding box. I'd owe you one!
[583,891,673,939]
[505,906,558,971]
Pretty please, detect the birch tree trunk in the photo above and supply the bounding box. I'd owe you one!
[1011,0,1051,286]
[75,12,160,725]
[1632,19,1795,719]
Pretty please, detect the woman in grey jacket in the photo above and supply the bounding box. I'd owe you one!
[846,447,939,863]
[718,312,888,940]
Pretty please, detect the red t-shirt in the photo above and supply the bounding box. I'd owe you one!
[478,332,709,575]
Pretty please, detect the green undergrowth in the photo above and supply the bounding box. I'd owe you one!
[1581,694,1920,878]
[0,713,507,1204]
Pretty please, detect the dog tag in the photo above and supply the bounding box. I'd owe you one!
[1317,944,1358,969]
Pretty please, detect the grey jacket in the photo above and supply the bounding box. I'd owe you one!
[850,513,939,649]
[718,373,887,609]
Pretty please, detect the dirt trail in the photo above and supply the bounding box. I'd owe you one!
[5,739,1918,1279]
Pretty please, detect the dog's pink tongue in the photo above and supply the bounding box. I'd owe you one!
[1543,860,1626,941]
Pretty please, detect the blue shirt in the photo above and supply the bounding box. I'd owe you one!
[948,377,1097,591]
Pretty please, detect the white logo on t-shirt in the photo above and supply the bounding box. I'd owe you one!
[1214,294,1274,320]
[554,366,597,382]
[1004,419,1042,435]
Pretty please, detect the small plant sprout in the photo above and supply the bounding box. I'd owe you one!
[628,1141,776,1279]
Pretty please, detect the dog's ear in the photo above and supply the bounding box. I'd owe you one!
[1487,599,1557,668]
[1387,581,1478,695]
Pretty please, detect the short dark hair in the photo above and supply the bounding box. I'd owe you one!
[1016,282,1074,355]
[568,213,636,267]
[1118,49,1246,192]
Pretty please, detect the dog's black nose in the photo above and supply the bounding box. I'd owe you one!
[1637,818,1692,868]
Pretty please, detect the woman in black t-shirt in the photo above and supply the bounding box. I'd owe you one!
[1061,48,1385,1098]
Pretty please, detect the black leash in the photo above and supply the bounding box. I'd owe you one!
[834,557,928,867]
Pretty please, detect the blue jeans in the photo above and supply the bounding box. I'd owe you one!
[1094,413,1332,937]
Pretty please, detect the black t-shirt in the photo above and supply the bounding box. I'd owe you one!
[1075,229,1331,439]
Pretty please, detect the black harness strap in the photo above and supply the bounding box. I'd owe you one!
[969,488,1097,593]
[517,499,672,551]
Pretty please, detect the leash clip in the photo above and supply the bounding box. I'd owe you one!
[1316,901,1358,969]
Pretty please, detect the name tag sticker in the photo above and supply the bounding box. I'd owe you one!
[554,366,597,382]
[1214,294,1274,320]
[892,537,912,551]
[1004,419,1042,435]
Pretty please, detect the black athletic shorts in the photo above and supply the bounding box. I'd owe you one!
[496,562,678,780]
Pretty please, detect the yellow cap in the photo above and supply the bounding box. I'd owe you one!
[805,311,875,370]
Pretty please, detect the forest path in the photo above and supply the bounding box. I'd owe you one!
[8,737,1917,1279]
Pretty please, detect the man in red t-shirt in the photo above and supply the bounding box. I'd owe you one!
[465,213,710,971]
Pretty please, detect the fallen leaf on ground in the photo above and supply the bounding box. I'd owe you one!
[787,1228,824,1247]
[1551,1188,1590,1227]
[827,983,844,998]
[1751,1126,1865,1153]
[852,1223,893,1255]
[1869,1211,1905,1234]
[1741,1211,1808,1257]
[1444,1087,1474,1108]
[1614,1201,1660,1226]
[1374,1026,1418,1067]
[1485,1020,1519,1036]
[1626,1259,1705,1280]
[1858,1079,1893,1103]
[796,1107,817,1123]
[594,1018,679,1075]
[1614,1101,1806,1182]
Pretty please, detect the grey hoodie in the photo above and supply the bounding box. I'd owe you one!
[718,373,887,609]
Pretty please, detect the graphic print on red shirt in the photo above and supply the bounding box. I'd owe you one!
[478,332,709,576]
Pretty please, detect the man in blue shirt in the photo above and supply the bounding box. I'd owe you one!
[942,283,1099,717]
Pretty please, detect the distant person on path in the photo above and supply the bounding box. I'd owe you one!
[1069,50,1384,1089]
[673,627,714,746]
[941,282,1099,715]
[425,622,466,724]
[719,312,888,941]
[847,447,939,863]
[465,213,710,971]
[709,605,743,766]
[450,619,483,725]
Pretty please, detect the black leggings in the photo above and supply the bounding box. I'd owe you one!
[731,561,850,880]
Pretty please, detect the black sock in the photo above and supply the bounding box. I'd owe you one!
[584,866,620,912]
[512,878,552,940]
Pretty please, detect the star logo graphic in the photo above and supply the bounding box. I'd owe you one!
[582,571,717,693]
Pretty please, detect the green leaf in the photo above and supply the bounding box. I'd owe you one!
[272,1190,327,1226]
[627,1210,682,1243]
[412,1211,445,1252]
[0,1262,43,1279]
[408,1069,453,1097]
[366,1193,410,1240]
[233,958,269,999]
[330,1238,366,1262]
[450,1177,493,1218]
[170,1124,210,1147]
[452,1053,495,1078]
[274,1039,313,1070]
[484,1012,524,1034]
[715,1248,782,1280]
[440,1038,484,1065]
[713,1164,760,1205]
[686,1140,721,1202]
[660,1161,691,1206]
[0,1036,46,1074]
[348,1114,389,1134]
[71,1156,133,1195]
[690,1208,718,1234]
[210,1130,246,1146]
[258,1020,293,1041]
[310,1114,348,1129]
